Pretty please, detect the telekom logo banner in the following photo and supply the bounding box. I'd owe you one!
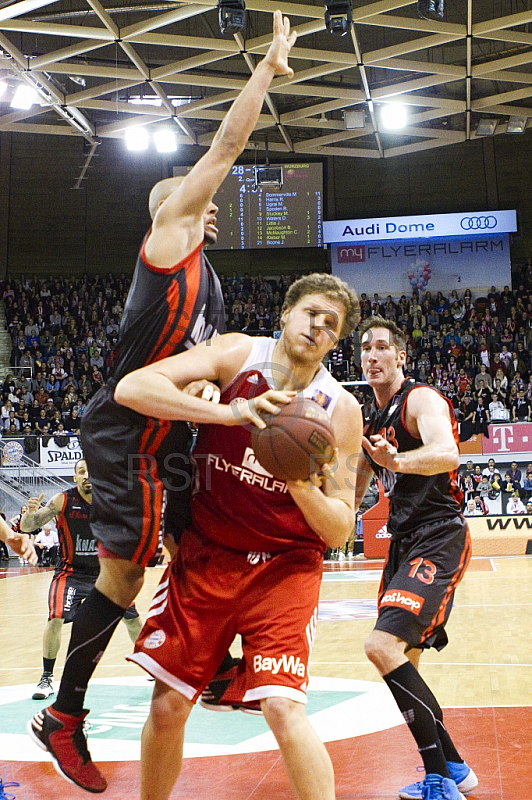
[483,423,532,454]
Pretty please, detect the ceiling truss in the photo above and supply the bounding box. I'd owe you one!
[0,0,531,160]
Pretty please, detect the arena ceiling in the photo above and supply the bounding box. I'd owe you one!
[0,0,532,162]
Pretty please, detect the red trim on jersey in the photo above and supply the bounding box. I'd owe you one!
[400,385,423,441]
[144,241,203,364]
[49,568,69,619]
[131,418,170,565]
[146,281,181,364]
[141,236,204,275]
[57,492,74,566]
[155,253,202,362]
[421,525,472,643]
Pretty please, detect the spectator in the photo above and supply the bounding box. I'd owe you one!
[474,495,489,515]
[522,470,532,501]
[459,396,476,441]
[473,397,490,437]
[464,498,483,516]
[510,390,531,422]
[483,459,502,487]
[477,475,492,500]
[35,387,50,406]
[489,393,508,421]
[34,525,59,566]
[509,461,523,487]
[67,407,81,433]
[502,471,520,494]
[507,491,527,515]
[526,501,532,516]
[474,365,493,392]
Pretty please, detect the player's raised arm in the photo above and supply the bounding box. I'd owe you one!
[145,10,297,265]
[21,492,64,532]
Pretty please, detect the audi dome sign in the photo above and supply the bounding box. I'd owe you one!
[323,209,517,243]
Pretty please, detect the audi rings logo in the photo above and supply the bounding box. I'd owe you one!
[460,215,498,231]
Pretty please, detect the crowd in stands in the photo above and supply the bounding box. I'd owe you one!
[2,265,532,449]
[460,457,532,516]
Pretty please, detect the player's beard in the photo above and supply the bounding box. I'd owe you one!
[204,230,217,247]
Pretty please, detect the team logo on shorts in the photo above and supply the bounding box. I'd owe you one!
[144,630,166,649]
[380,589,424,616]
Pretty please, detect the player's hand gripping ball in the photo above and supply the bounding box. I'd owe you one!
[251,396,336,481]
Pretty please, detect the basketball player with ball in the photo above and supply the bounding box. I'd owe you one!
[114,273,362,800]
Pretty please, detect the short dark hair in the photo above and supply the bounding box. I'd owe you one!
[359,316,406,352]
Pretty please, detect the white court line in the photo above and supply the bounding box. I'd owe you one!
[312,660,532,667]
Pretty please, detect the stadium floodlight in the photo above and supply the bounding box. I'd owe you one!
[506,116,528,134]
[253,166,283,189]
[417,0,444,21]
[125,126,149,151]
[154,128,177,153]
[344,110,365,129]
[324,0,352,35]
[218,0,246,34]
[380,103,407,130]
[475,118,498,137]
[10,84,37,110]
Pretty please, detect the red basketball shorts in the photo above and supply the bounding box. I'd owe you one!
[127,529,323,704]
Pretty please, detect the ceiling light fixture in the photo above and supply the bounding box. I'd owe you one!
[475,118,498,137]
[125,127,149,151]
[324,0,352,35]
[217,0,246,35]
[380,103,407,130]
[154,128,177,153]
[344,110,365,129]
[10,84,37,109]
[506,115,528,134]
[417,0,444,21]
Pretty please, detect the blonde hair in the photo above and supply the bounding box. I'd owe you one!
[281,273,360,338]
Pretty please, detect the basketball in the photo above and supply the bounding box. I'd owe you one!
[251,397,336,482]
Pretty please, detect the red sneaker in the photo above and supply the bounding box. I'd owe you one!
[27,706,107,793]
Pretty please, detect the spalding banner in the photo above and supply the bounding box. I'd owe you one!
[39,436,84,472]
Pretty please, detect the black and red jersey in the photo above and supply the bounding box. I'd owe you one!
[56,487,98,576]
[191,338,343,554]
[112,239,225,381]
[363,378,463,537]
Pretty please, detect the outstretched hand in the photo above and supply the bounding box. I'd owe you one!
[264,10,297,78]
[7,532,37,565]
[361,434,399,472]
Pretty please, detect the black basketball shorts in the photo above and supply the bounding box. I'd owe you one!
[375,516,471,650]
[48,569,139,622]
[80,384,192,566]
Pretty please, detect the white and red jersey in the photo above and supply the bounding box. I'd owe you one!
[191,337,343,554]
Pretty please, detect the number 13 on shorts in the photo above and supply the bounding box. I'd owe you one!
[408,557,437,585]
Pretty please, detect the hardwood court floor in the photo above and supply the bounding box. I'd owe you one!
[0,555,530,799]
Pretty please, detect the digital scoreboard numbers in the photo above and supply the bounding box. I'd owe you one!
[173,162,323,250]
